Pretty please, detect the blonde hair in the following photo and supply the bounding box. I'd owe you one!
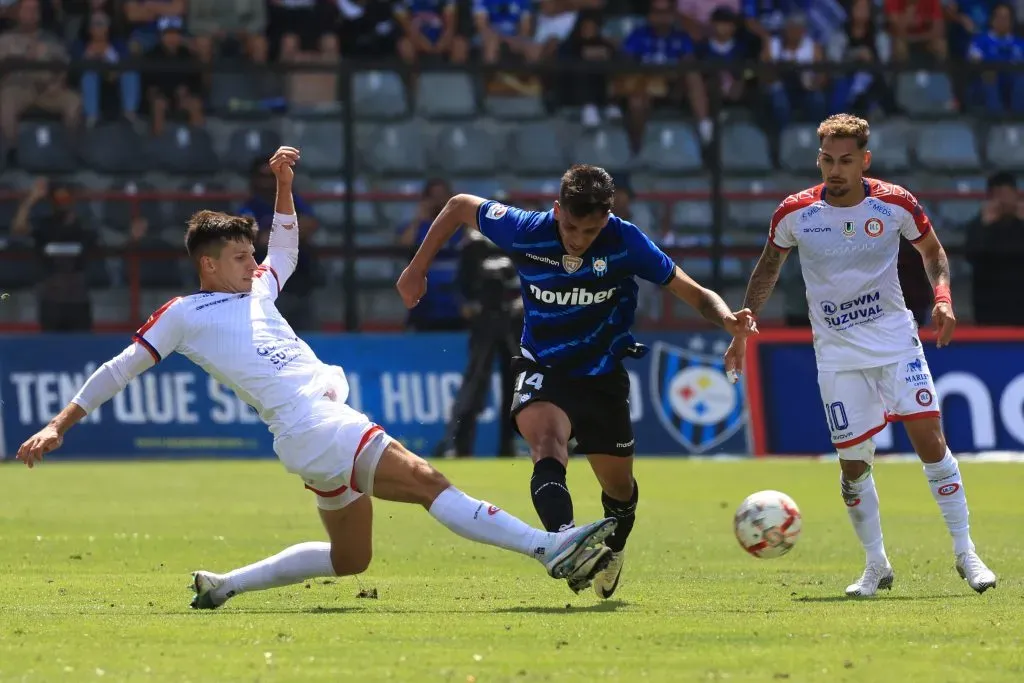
[817,114,870,149]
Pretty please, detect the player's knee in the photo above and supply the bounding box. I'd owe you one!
[330,544,371,576]
[410,458,451,504]
[530,432,569,464]
[838,440,874,481]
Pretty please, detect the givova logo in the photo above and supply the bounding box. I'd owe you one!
[528,284,616,306]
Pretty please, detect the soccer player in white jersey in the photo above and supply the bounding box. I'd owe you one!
[724,115,998,597]
[14,147,618,609]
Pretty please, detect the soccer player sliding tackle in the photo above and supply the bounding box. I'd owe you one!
[15,147,619,609]
[397,164,758,598]
[724,114,997,597]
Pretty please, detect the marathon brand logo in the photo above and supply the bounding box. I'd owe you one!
[525,253,560,266]
[820,291,883,328]
[528,284,616,306]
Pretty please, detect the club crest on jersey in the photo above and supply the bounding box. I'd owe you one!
[650,340,745,453]
[562,255,583,273]
[842,220,856,238]
[592,257,608,277]
[864,218,884,238]
[485,203,508,220]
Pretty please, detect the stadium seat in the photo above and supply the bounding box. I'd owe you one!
[101,179,168,233]
[375,178,424,228]
[167,181,234,230]
[453,177,505,199]
[868,120,911,173]
[432,124,498,175]
[654,177,713,233]
[223,127,282,174]
[311,177,378,231]
[508,121,568,174]
[352,71,408,120]
[366,121,427,175]
[151,124,220,175]
[932,176,984,235]
[416,72,477,119]
[80,122,151,173]
[895,71,955,116]
[572,127,632,172]
[720,122,772,174]
[484,95,546,120]
[627,200,659,232]
[724,177,784,233]
[352,232,399,282]
[283,119,345,175]
[0,236,38,290]
[209,70,272,117]
[778,124,820,174]
[17,121,78,173]
[985,124,1024,171]
[916,122,980,172]
[636,122,702,174]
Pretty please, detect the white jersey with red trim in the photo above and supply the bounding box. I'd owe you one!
[132,214,339,435]
[769,178,932,371]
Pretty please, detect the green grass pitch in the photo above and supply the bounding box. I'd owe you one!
[1,458,1021,683]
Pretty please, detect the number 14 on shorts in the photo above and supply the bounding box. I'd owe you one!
[516,372,544,394]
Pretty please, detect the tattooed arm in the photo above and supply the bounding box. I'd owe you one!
[742,242,791,315]
[911,229,956,347]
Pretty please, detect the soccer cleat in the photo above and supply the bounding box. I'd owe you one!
[189,570,231,610]
[956,551,997,594]
[566,545,613,594]
[542,517,617,580]
[592,548,625,599]
[845,562,894,597]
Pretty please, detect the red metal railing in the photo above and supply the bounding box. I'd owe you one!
[0,187,986,333]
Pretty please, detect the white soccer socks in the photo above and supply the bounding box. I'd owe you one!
[215,541,336,602]
[841,468,889,566]
[923,450,974,556]
[429,486,551,559]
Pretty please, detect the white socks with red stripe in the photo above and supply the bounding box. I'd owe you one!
[842,469,889,566]
[923,449,975,556]
[428,487,552,560]
[215,542,335,602]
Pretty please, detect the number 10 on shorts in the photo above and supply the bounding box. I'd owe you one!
[516,372,544,392]
[825,401,849,432]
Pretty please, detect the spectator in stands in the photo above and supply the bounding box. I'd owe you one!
[762,12,827,128]
[142,16,204,136]
[965,171,1024,325]
[269,1,340,110]
[0,0,60,33]
[336,0,399,58]
[946,0,991,59]
[238,159,321,331]
[559,9,620,127]
[694,8,756,116]
[743,0,846,50]
[474,0,541,63]
[886,0,948,62]
[620,0,710,150]
[968,3,1024,114]
[678,0,741,39]
[123,0,185,54]
[0,0,81,163]
[12,178,96,332]
[396,179,465,332]
[188,0,268,66]
[829,0,895,117]
[75,11,141,126]
[533,0,602,60]
[395,0,469,65]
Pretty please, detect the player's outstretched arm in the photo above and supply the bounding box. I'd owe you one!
[665,265,758,337]
[722,242,789,380]
[911,230,956,347]
[260,147,301,288]
[397,193,486,308]
[16,343,155,468]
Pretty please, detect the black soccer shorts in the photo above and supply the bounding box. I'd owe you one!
[509,356,635,457]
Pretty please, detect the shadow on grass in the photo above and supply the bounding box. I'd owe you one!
[490,600,627,614]
[792,594,971,603]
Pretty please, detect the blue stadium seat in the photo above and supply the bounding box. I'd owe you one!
[572,127,632,172]
[778,124,820,174]
[508,121,567,174]
[895,71,955,116]
[484,95,546,120]
[724,177,784,233]
[720,122,772,174]
[654,177,712,233]
[985,124,1024,171]
[367,121,427,175]
[223,126,282,174]
[168,181,234,230]
[352,71,408,120]
[432,124,498,175]
[209,71,271,118]
[101,179,168,233]
[0,236,38,290]
[311,177,378,231]
[285,119,345,175]
[17,121,78,173]
[931,176,985,237]
[636,122,702,174]
[151,124,219,175]
[416,72,477,119]
[375,178,424,229]
[80,122,150,173]
[868,121,911,173]
[916,122,980,172]
[454,177,505,199]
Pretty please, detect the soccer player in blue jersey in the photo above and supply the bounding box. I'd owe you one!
[398,165,758,598]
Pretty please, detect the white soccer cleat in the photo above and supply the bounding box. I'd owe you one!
[956,551,997,594]
[566,545,612,594]
[542,518,617,580]
[845,562,894,597]
[592,549,625,599]
[190,570,231,610]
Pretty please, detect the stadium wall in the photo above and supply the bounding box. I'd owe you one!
[1,329,1022,459]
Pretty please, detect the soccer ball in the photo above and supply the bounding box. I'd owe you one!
[733,490,802,559]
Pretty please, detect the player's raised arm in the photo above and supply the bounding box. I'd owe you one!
[396,193,487,308]
[259,147,301,288]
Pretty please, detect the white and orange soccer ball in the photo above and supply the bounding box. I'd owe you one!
[733,490,802,559]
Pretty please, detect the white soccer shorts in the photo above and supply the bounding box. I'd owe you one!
[817,354,940,448]
[274,397,392,511]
